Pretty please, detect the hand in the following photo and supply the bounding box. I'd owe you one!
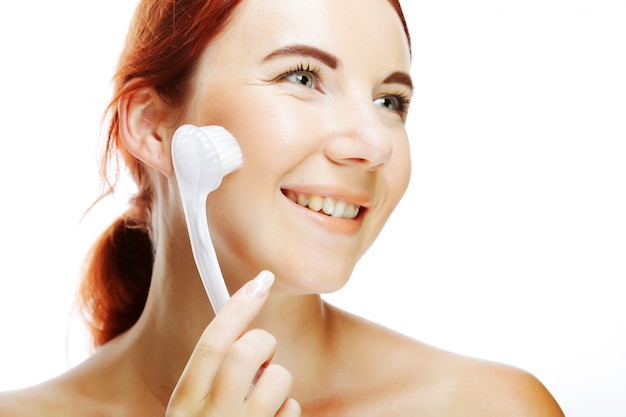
[166,271,301,417]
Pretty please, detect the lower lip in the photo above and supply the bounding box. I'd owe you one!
[285,197,364,235]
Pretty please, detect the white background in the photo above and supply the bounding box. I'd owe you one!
[0,1,624,416]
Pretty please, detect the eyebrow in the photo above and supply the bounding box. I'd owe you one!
[383,71,414,93]
[262,44,339,69]
[263,44,413,93]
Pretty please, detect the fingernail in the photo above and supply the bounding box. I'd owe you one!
[246,270,274,298]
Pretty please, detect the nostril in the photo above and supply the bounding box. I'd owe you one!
[367,162,385,172]
[323,128,392,170]
[325,156,362,167]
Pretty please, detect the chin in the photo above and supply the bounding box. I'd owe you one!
[272,262,356,296]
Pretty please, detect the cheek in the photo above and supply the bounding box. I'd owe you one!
[194,85,315,150]
[369,136,411,235]
[390,135,412,200]
[193,88,325,272]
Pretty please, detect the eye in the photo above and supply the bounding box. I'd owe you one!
[374,94,411,117]
[374,96,400,111]
[286,71,315,88]
[280,63,321,90]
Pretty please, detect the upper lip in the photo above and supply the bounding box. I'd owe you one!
[280,185,373,208]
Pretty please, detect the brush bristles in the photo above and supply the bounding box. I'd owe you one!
[199,126,243,176]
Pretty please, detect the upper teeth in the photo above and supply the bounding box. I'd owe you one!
[285,191,360,219]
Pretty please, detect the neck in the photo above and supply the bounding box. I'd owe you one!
[116,229,336,408]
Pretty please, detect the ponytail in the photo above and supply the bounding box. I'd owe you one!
[78,200,154,348]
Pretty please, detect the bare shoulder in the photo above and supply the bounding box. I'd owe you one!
[391,336,564,416]
[0,389,30,417]
[441,355,565,417]
[0,365,108,417]
[326,306,564,417]
[0,383,64,417]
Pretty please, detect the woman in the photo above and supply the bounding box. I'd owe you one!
[0,0,564,415]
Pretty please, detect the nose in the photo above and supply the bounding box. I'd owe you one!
[323,98,393,171]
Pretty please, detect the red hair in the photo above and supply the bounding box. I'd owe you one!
[78,0,411,349]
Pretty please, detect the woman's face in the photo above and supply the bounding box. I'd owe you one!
[180,0,412,293]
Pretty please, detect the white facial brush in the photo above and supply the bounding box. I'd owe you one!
[172,124,243,313]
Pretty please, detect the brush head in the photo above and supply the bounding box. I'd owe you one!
[172,124,243,192]
[199,126,243,177]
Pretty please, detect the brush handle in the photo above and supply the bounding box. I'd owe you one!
[183,194,230,313]
[172,124,242,314]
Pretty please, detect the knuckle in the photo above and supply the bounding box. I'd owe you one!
[282,397,302,416]
[227,340,259,366]
[194,320,232,360]
[245,328,277,349]
[265,363,293,388]
[195,334,225,360]
[231,329,277,362]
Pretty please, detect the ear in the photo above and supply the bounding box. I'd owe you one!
[118,87,174,177]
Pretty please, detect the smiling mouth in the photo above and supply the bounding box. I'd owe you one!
[282,189,361,220]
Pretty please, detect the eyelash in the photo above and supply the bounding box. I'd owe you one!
[378,91,411,117]
[280,63,322,89]
[279,63,411,117]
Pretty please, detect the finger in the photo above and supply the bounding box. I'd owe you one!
[244,363,294,416]
[209,329,277,408]
[169,270,274,407]
[275,398,301,417]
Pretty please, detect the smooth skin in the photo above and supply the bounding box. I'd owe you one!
[166,271,299,417]
[0,0,564,416]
